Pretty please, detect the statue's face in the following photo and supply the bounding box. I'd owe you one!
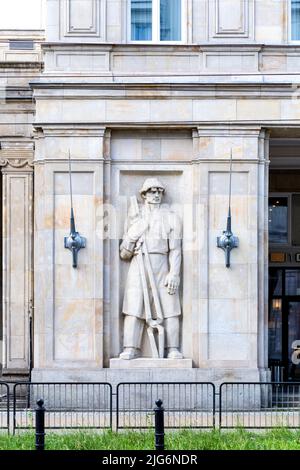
[144,187,164,205]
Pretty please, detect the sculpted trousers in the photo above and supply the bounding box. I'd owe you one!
[123,315,180,350]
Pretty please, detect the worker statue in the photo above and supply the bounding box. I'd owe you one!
[119,177,183,360]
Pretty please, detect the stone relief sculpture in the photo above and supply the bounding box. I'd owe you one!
[119,177,183,360]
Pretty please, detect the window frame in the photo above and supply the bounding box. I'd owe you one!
[289,0,300,43]
[127,0,187,44]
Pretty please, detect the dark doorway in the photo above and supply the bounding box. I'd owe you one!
[269,268,300,380]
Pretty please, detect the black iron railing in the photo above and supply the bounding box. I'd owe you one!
[13,382,113,434]
[219,382,300,429]
[0,382,9,433]
[116,382,216,430]
[0,380,299,435]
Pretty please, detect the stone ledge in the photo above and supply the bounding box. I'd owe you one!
[109,358,193,369]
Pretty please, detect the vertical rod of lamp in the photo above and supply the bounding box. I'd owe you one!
[217,149,239,268]
[64,150,86,268]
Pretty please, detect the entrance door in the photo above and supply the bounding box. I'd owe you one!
[284,300,300,380]
[269,268,300,380]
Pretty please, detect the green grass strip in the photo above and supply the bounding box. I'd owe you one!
[1,429,300,450]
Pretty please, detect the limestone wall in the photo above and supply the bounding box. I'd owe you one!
[46,0,289,45]
[42,0,300,79]
[0,30,44,63]
[8,0,282,378]
[32,85,300,125]
[41,42,300,77]
[31,77,270,373]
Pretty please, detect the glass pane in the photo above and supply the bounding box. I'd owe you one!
[286,270,300,295]
[269,299,282,361]
[292,0,300,40]
[269,269,282,296]
[292,194,300,245]
[268,197,288,244]
[160,0,181,41]
[131,0,152,41]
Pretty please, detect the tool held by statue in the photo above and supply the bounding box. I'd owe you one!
[130,196,165,358]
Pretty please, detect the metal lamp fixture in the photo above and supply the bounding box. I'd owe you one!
[64,150,86,268]
[217,149,239,268]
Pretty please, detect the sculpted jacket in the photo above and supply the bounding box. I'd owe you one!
[120,204,182,319]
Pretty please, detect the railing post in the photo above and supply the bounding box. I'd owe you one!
[35,399,45,451]
[154,399,164,451]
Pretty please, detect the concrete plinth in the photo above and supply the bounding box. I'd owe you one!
[31,367,261,386]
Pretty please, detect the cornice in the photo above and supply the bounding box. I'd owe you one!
[31,121,300,130]
[195,125,263,136]
[0,61,43,70]
[31,81,296,89]
[33,124,107,138]
[30,81,300,100]
[40,42,300,52]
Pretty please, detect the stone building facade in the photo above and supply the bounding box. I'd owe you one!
[2,0,300,385]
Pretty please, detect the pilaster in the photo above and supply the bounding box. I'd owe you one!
[33,125,107,370]
[191,125,269,372]
[1,141,34,374]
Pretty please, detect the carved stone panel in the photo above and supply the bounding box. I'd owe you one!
[60,0,106,40]
[54,171,98,362]
[2,172,33,372]
[209,0,254,40]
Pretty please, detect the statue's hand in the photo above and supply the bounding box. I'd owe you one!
[164,273,180,295]
[120,247,134,260]
[127,219,148,242]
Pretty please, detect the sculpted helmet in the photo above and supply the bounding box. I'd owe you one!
[139,178,166,196]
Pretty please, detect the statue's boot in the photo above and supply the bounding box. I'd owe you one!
[167,348,183,359]
[119,347,139,360]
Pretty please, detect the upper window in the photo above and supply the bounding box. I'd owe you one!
[291,0,300,40]
[269,197,288,245]
[269,194,300,246]
[130,0,183,42]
